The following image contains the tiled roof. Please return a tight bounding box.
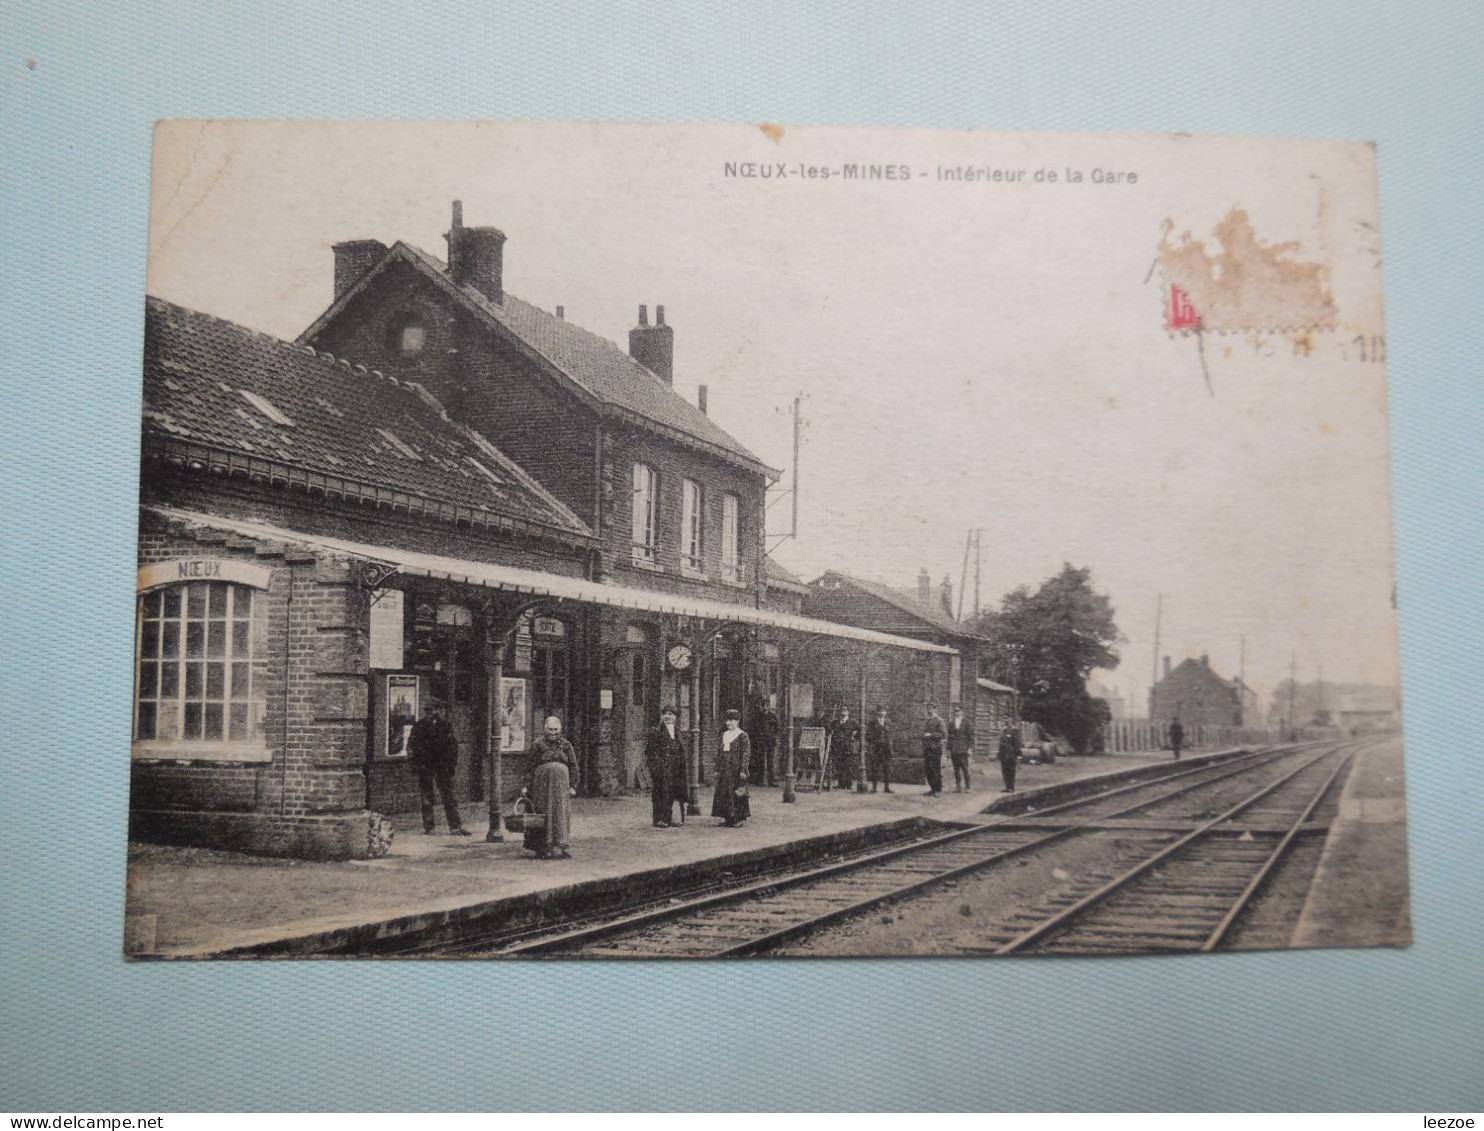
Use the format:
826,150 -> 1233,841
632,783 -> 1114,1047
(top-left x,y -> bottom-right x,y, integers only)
764,557 -> 807,591
142,297 -> 594,541
303,242 -> 774,475
810,570 -> 986,641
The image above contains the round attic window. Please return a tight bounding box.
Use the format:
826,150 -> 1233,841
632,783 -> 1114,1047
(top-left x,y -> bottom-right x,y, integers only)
396,322 -> 427,356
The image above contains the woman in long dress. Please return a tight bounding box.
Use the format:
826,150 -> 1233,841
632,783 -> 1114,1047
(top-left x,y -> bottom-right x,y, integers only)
525,715 -> 577,859
710,709 -> 752,827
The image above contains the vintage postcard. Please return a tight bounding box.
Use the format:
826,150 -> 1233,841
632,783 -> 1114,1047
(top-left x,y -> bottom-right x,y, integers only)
125,120 -> 1405,959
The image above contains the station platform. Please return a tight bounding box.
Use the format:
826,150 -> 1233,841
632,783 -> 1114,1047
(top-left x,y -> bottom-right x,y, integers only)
1290,735 -> 1411,949
124,747 -> 1209,957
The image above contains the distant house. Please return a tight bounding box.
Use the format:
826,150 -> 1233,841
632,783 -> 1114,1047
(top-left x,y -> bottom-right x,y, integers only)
1149,653 -> 1243,727
1089,680 -> 1129,723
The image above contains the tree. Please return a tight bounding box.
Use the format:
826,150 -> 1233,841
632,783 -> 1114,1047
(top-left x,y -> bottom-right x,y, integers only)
970,564 -> 1123,755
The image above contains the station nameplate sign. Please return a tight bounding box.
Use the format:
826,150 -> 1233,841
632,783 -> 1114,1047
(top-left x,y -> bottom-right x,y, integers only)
137,558 -> 273,592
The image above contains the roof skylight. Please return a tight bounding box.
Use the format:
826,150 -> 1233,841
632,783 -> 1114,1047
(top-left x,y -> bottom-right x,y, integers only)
239,389 -> 295,427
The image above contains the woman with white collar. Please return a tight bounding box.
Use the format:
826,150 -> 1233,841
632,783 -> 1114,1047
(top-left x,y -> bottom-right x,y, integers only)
710,708 -> 752,828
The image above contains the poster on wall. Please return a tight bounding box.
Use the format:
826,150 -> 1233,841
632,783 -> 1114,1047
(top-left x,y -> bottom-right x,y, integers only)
369,589 -> 404,670
501,677 -> 528,752
386,674 -> 418,758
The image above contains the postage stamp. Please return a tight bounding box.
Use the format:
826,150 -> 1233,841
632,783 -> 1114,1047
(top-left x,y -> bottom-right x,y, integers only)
127,121 -> 1405,959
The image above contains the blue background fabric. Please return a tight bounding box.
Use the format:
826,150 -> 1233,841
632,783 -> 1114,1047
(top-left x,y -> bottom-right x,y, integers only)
1,0 -> 1480,1112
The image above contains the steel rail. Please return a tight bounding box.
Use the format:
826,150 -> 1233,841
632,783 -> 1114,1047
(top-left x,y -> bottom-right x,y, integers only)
500,743 -> 1324,958
991,743 -> 1350,955
1198,749 -> 1355,951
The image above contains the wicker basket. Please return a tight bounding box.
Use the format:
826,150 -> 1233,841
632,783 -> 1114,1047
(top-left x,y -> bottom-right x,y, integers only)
504,796 -> 545,834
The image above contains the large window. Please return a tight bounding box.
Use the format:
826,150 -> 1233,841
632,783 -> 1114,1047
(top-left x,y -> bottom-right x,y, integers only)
681,478 -> 704,571
631,462 -> 658,564
135,581 -> 258,745
722,492 -> 742,583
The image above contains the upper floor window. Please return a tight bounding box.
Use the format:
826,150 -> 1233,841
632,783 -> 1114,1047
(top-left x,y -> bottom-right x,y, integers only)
631,462 -> 658,564
681,479 -> 704,572
722,492 -> 742,583
397,322 -> 426,356
135,581 -> 260,745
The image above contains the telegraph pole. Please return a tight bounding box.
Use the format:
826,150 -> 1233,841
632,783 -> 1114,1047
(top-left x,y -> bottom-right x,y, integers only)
974,530 -> 982,618
766,395 -> 804,551
1150,593 -> 1163,719
1239,635 -> 1246,726
1288,652 -> 1297,740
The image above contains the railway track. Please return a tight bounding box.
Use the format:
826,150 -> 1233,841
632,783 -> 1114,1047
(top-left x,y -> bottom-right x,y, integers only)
962,741 -> 1358,955
444,740 -> 1352,958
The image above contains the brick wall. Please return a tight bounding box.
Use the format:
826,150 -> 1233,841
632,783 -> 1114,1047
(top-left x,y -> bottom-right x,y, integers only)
132,513 -> 371,829
306,262 -> 601,527
604,425 -> 766,606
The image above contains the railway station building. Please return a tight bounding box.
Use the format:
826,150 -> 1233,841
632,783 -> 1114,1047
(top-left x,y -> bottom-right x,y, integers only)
131,206 -> 956,860
801,569 -> 1002,774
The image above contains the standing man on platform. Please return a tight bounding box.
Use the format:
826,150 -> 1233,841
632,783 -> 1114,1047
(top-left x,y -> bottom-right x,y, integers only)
947,704 -> 976,792
866,705 -> 894,793
997,723 -> 1023,794
1169,717 -> 1185,761
829,708 -> 860,792
409,699 -> 469,836
645,705 -> 687,828
754,700 -> 781,787
921,704 -> 947,797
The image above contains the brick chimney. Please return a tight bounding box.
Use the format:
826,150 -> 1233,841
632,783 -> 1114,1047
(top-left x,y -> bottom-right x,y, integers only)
918,567 -> 931,604
444,200 -> 506,304
698,384 -> 708,415
332,239 -> 387,299
940,575 -> 954,618
629,304 -> 674,384
1163,656 -> 1171,679
1201,652 -> 1209,667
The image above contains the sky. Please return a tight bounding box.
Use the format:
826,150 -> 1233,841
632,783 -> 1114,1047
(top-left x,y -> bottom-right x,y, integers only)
145,120 -> 1400,713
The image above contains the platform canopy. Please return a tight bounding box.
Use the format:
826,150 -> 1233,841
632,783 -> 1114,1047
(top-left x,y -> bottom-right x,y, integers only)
145,505 -> 958,656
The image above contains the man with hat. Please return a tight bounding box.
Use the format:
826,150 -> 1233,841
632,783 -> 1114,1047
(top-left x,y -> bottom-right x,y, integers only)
408,699 -> 469,836
921,704 -> 947,797
947,704 -> 976,792
644,705 -> 688,828
997,723 -> 1023,793
866,705 -> 894,793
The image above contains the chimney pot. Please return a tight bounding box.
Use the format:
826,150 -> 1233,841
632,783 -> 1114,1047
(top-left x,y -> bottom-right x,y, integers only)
444,204 -> 506,304
628,304 -> 674,383
698,384 -> 708,415
918,567 -> 931,604
332,239 -> 388,300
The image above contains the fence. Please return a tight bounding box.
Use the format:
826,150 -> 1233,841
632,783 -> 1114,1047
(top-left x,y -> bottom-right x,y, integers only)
1100,720 -> 1278,754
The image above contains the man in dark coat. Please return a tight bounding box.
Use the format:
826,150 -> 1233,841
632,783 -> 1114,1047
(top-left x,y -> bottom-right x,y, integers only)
408,700 -> 469,835
865,705 -> 894,793
645,705 -> 688,828
753,703 -> 781,786
947,705 -> 976,792
829,708 -> 860,791
1169,717 -> 1185,761
921,705 -> 947,797
997,724 -> 1023,793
